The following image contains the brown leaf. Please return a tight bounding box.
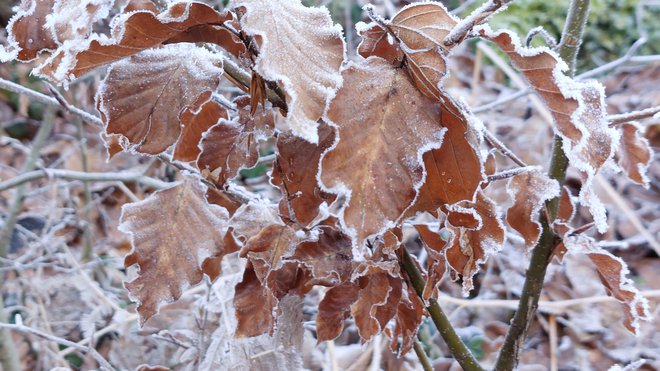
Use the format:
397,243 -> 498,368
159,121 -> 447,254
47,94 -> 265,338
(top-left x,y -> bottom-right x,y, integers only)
3,0 -> 57,62
390,284 -> 424,356
406,95 -> 484,217
478,27 -> 617,232
445,190 -> 505,294
101,132 -> 124,160
98,43 -> 224,155
351,264 -> 400,342
316,282 -> 360,342
205,188 -> 243,216
173,92 -> 228,162
122,174 -> 230,323
164,24 -> 247,59
385,2 -> 458,101
236,0 -> 344,143
415,224 -> 448,300
288,225 -> 353,287
234,262 -> 278,337
201,227 -> 242,281
617,123 -> 652,186
563,235 -> 650,334
506,170 -> 559,249
272,122 -> 336,226
320,57 -> 446,246
356,22 -> 403,65
35,2 -> 233,82
197,97 -> 275,187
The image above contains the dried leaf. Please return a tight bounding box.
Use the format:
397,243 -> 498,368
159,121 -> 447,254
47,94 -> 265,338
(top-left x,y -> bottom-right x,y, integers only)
236,0 -> 345,143
415,223 -> 448,300
316,282 -> 360,342
356,21 -> 403,65
272,122 -> 336,226
36,2 -> 233,82
122,0 -> 159,13
390,284 -> 424,356
385,2 -> 458,101
122,174 -> 230,323
234,262 -> 278,337
617,123 -> 652,186
478,26 -> 618,232
563,235 -> 650,334
320,57 -> 446,246
288,225 -> 353,287
164,24 -> 247,59
351,261 -> 401,342
406,95 -> 484,217
3,0 -> 57,62
197,97 -> 275,187
506,170 -> 560,248
445,190 -> 505,295
45,0 -> 115,44
98,43 -> 224,155
173,92 -> 228,162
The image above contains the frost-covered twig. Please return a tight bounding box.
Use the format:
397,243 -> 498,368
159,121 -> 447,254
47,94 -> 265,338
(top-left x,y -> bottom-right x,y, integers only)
525,26 -> 557,49
487,166 -> 541,182
494,1 -> 591,369
608,104 -> 660,125
483,129 -> 527,167
0,321 -> 115,370
0,77 -> 102,127
0,169 -> 172,192
444,0 -> 513,48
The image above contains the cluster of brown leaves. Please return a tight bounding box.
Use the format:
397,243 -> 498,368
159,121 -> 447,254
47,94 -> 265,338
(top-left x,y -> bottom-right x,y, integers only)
1,0 -> 652,357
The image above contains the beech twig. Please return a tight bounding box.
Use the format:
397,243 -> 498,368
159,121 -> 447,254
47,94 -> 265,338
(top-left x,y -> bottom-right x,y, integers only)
413,340 -> 433,371
444,0 -> 513,48
0,322 -> 114,370
608,104 -> 660,125
0,169 -> 172,192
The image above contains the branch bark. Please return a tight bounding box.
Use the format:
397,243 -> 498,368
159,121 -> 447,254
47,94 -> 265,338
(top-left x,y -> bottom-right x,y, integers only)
400,247 -> 484,371
493,1 -> 591,370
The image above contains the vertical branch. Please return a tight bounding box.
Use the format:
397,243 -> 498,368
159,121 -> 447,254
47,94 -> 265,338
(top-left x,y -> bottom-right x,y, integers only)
400,248 -> 484,371
493,1 -> 590,370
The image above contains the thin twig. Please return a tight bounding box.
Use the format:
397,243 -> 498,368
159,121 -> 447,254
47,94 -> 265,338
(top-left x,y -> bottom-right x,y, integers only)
482,129 -> 527,167
444,0 -> 513,48
413,340 -> 433,371
0,77 -> 102,127
608,105 -> 660,125
525,26 -> 557,49
487,166 -> 541,182
0,322 -> 115,370
400,248 -> 484,371
0,169 -> 171,192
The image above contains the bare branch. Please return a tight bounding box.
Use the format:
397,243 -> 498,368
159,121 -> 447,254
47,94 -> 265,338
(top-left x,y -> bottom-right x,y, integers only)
608,105 -> 660,125
487,166 -> 542,182
483,129 -> 527,167
0,169 -> 172,192
0,322 -> 115,370
444,0 -> 513,48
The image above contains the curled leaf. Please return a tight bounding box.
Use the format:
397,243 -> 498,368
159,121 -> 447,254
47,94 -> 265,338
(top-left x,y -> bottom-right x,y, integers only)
36,2 -> 233,82
445,191 -> 505,295
2,0 -> 58,62
563,235 -> 650,334
316,282 -> 360,342
197,97 -> 275,187
97,43 -> 224,155
616,123 -> 652,187
236,0 -> 345,143
320,57 -> 446,246
506,170 -> 560,248
122,174 -> 230,323
272,123 -> 336,226
174,92 -> 229,162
